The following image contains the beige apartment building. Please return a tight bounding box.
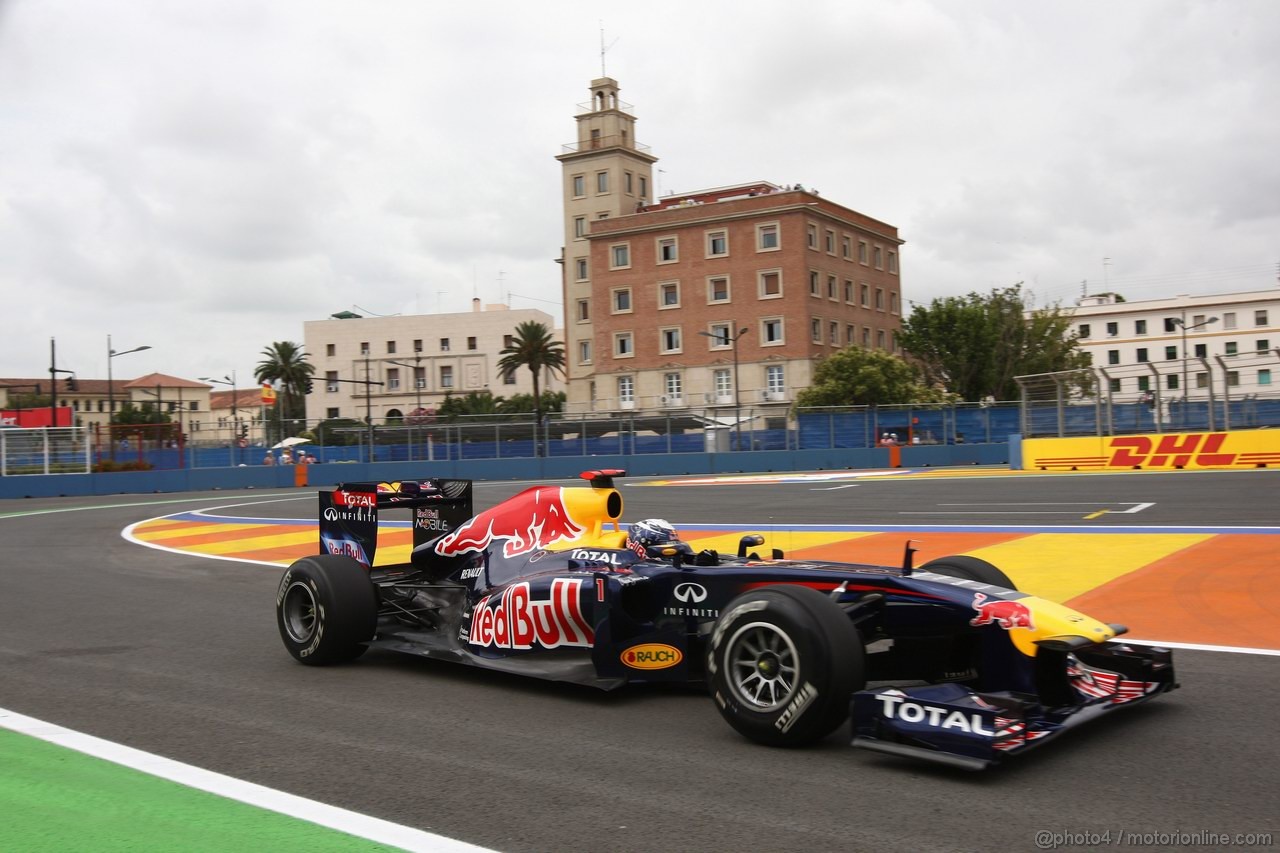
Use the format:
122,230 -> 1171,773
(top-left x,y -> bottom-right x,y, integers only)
302,301 -> 564,424
556,78 -> 904,414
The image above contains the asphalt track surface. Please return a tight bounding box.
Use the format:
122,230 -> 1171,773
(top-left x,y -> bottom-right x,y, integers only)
2,468 -> 1278,852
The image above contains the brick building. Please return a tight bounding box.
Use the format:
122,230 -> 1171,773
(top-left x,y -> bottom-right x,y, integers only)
556,78 -> 904,414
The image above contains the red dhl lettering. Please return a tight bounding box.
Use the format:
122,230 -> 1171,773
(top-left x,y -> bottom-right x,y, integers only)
468,579 -> 594,650
1107,433 -> 1236,468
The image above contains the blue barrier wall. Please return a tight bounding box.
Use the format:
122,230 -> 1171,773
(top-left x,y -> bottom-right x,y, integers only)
0,443 -> 1009,499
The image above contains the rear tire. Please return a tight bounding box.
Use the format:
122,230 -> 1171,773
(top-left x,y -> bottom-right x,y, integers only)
920,555 -> 1016,591
707,584 -> 865,747
276,555 -> 377,665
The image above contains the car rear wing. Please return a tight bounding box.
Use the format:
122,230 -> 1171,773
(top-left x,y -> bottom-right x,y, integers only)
318,479 -> 474,567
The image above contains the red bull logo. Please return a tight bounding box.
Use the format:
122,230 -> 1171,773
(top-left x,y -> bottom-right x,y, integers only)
435,487 -> 585,559
468,578 -> 594,649
969,592 -> 1035,630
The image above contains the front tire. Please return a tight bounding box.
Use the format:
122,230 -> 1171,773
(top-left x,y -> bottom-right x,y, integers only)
707,584 -> 865,747
276,555 -> 377,665
920,555 -> 1016,591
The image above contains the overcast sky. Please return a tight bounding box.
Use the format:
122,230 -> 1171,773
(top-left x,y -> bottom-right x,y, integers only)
2,0 -> 1277,385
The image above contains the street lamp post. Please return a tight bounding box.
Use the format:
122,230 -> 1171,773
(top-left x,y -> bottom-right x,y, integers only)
699,322 -> 750,451
107,334 -> 151,458
1171,314 -> 1218,428
328,364 -> 384,462
199,372 -> 238,465
388,355 -> 426,460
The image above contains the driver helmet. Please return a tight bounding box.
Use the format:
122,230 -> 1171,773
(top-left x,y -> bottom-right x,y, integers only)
627,518 -> 678,550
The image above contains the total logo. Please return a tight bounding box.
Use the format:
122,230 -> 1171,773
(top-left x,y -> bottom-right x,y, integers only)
875,691 -> 996,736
664,582 -> 718,619
621,643 -> 683,670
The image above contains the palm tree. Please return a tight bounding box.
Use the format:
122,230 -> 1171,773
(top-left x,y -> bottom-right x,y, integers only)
497,321 -> 566,455
255,341 -> 315,436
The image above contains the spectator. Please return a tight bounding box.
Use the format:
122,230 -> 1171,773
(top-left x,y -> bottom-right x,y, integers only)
263,451 -> 275,466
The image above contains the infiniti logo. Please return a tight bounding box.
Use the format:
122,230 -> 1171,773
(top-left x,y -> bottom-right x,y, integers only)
674,582 -> 708,603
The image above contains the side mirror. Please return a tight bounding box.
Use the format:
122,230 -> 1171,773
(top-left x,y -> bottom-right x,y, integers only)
738,534 -> 765,559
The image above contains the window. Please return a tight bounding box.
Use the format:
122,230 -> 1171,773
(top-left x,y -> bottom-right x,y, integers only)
829,321 -> 839,345
440,338 -> 450,351
825,229 -> 836,254
360,341 -> 370,355
888,252 -> 898,274
572,174 -> 585,197
1108,350 -> 1120,365
502,368 -> 516,385
578,340 -> 592,364
875,288 -> 885,311
1165,346 -> 1178,360
873,247 -> 883,269
613,331 -> 634,358
707,323 -> 731,349
325,370 -> 338,392
624,171 -> 633,194
828,275 -> 837,300
326,407 -> 340,419
766,365 -> 784,395
862,327 -> 871,348
860,283 -> 870,307
440,366 -> 454,389
660,327 -> 682,353
326,343 -> 335,357
1109,378 -> 1122,393
1227,371 -> 1240,387
1164,318 -> 1178,333
841,236 -> 851,259
657,237 -> 678,263
504,334 -> 515,348
610,243 -> 631,269
664,372 -> 682,402
1260,369 -> 1272,386
413,339 -> 422,352
638,175 -> 648,199
858,241 -> 868,264
616,375 -> 635,404
811,318 -> 822,343
877,329 -> 886,349
574,258 -> 588,280
467,336 -> 477,351
1223,312 -> 1237,330
757,223 -> 779,251
612,288 -> 632,313
1257,310 -> 1270,326
576,299 -> 590,322
386,341 -> 397,354
1166,374 -> 1179,390
1135,320 -> 1147,335
574,216 -> 586,238
1106,322 -> 1118,337
759,270 -> 782,298
1078,324 -> 1091,339
1225,341 -> 1238,356
713,368 -> 732,399
708,276 -> 730,303
846,324 -> 855,345
596,171 -> 609,194
414,368 -> 425,389
1196,372 -> 1209,389
707,230 -> 728,257
762,317 -> 784,345
844,280 -> 853,303
890,293 -> 900,314
1257,339 -> 1271,352
1137,375 -> 1150,392
809,270 -> 820,297
1194,343 -> 1207,358
806,223 -> 818,249
387,368 -> 400,390
1136,348 -> 1148,363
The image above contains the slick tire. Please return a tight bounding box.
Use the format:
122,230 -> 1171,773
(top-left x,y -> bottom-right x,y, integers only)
276,554 -> 377,665
707,584 -> 865,747
920,555 -> 1016,591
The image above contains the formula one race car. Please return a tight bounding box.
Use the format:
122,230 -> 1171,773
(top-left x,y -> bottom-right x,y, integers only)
275,470 -> 1177,769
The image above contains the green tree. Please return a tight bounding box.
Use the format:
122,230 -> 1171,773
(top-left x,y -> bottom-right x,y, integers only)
312,417 -> 365,446
794,348 -> 946,408
898,284 -> 1089,401
497,321 -> 566,454
254,341 -> 315,428
437,391 -> 507,421
499,390 -> 566,417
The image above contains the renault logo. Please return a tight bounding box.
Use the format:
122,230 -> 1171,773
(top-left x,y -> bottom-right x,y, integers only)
674,582 -> 708,603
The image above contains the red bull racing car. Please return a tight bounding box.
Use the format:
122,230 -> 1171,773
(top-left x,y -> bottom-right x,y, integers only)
275,470 -> 1176,770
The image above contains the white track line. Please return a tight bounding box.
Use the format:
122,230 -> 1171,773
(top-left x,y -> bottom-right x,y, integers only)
0,708 -> 492,852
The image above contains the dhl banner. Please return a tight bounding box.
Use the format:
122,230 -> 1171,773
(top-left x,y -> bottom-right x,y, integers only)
1023,430 -> 1280,471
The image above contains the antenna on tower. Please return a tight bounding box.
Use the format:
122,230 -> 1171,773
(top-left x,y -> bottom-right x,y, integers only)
1082,279 -> 1088,298
599,21 -> 618,77
498,270 -> 507,305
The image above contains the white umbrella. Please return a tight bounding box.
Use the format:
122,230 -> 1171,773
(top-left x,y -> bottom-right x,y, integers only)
272,436 -> 311,449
